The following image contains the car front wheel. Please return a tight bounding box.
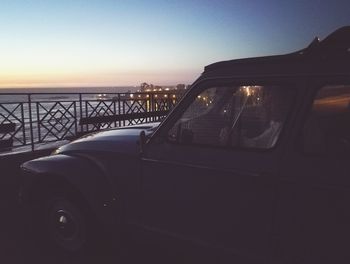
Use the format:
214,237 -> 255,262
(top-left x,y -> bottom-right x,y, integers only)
26,182 -> 106,260
46,196 -> 88,253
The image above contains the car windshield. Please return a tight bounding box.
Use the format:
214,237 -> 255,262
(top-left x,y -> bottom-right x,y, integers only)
168,84 -> 294,149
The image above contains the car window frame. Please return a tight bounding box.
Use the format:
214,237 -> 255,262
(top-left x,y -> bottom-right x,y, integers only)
148,76 -> 297,153
298,76 -> 350,158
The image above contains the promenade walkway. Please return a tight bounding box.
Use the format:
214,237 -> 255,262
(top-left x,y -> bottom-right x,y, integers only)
0,149 -> 128,263
0,150 -> 209,264
0,150 -> 52,264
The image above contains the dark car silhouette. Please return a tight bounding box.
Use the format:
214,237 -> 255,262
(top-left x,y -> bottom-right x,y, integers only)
20,27 -> 350,263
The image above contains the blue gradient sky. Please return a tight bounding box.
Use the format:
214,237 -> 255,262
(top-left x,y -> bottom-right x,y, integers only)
1,0 -> 350,88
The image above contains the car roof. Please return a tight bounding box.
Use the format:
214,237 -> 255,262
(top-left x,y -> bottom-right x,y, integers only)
201,26 -> 350,79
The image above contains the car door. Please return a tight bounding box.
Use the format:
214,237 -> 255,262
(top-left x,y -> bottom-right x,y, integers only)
275,80 -> 350,263
140,80 -> 296,262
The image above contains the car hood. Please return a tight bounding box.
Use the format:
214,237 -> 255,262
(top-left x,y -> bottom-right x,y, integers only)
54,122 -> 160,155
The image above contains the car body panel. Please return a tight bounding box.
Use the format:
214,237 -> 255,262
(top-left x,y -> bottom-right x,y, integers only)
54,122 -> 159,155
21,123 -> 160,228
19,26 -> 350,262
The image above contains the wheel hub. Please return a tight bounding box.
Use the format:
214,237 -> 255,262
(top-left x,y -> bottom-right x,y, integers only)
47,199 -> 87,252
54,209 -> 78,240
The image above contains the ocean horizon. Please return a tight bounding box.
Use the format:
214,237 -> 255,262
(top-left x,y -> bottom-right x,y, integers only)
0,86 -> 140,94
0,85 -> 173,151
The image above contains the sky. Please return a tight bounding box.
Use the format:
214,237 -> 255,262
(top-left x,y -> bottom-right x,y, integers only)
0,0 -> 350,88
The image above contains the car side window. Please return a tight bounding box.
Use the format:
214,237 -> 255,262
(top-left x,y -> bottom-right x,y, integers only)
303,85 -> 350,155
168,85 -> 293,149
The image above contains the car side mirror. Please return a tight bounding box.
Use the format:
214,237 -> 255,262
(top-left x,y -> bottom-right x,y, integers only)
180,129 -> 194,144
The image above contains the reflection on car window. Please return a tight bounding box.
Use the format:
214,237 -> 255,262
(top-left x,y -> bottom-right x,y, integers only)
168,85 -> 294,149
303,85 -> 350,155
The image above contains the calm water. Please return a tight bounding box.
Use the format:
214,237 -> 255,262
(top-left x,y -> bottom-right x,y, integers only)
0,86 -> 138,103
0,87 -> 140,151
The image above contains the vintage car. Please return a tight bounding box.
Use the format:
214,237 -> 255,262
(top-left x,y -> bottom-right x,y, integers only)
20,26 -> 350,263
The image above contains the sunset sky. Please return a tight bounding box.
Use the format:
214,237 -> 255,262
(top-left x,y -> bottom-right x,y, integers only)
1,0 -> 350,88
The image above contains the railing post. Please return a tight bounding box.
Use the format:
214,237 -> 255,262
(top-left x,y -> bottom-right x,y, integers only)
74,100 -> 78,136
113,95 -> 117,128
150,93 -> 154,122
27,94 -> 35,151
79,93 -> 83,134
118,94 -> 121,127
20,103 -> 26,145
122,96 -> 126,127
36,101 -> 41,143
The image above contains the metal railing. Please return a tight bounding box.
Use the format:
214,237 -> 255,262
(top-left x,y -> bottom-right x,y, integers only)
0,91 -> 182,152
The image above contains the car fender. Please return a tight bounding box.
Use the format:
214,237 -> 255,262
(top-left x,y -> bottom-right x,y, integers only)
20,153 -> 119,231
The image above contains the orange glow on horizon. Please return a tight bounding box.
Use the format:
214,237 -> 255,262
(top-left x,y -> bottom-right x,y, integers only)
0,69 -> 198,88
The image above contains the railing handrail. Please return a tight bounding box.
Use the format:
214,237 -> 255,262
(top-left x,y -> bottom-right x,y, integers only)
0,90 -> 181,95
0,91 -> 182,152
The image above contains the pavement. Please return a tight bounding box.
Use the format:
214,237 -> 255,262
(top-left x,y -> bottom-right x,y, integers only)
0,150 -> 212,264
0,150 -> 51,264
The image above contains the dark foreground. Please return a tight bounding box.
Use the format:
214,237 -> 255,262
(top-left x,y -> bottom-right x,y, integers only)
0,151 -> 217,264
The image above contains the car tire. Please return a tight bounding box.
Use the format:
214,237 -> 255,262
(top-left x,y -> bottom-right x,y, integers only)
25,182 -> 109,261
45,195 -> 90,254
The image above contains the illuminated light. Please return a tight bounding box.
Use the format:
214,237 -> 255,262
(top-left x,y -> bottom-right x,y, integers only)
154,94 -> 158,98
130,94 -> 134,98
165,88 -> 170,91
223,109 -> 227,113
172,95 -> 176,98
146,89 -> 151,92
159,88 -> 162,91
97,93 -> 107,99
206,103 -> 209,107
153,89 -> 157,91
146,94 -> 150,98
164,94 -> 168,98
197,95 -> 201,99
245,85 -> 262,96
243,87 -> 251,96
138,95 -> 141,98
209,100 -> 212,104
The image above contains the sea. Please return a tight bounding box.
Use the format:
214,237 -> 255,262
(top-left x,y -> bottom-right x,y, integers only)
0,86 -> 139,103
0,86 -> 141,154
